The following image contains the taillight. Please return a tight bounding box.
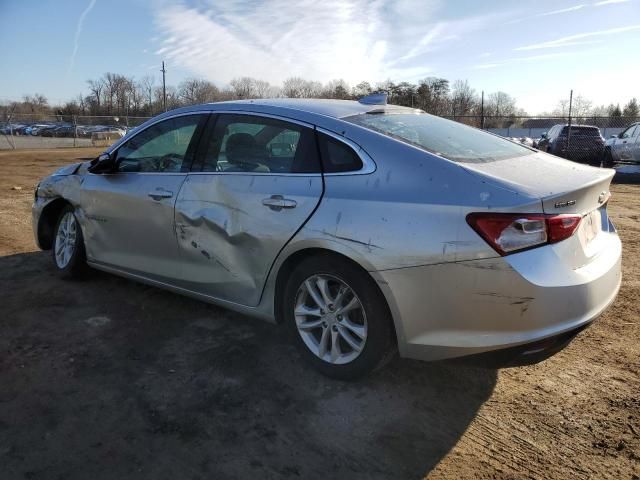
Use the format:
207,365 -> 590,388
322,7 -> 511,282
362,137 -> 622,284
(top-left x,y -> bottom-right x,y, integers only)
466,213 -> 582,255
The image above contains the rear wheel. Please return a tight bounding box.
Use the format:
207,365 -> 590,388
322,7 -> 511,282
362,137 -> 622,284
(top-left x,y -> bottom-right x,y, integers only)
283,255 -> 395,380
52,205 -> 87,279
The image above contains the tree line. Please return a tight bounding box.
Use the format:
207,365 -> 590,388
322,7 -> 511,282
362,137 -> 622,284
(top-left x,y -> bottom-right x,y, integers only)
2,73 -> 638,125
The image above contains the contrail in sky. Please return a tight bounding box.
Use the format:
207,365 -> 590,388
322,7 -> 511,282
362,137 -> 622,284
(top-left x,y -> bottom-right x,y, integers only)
68,0 -> 97,75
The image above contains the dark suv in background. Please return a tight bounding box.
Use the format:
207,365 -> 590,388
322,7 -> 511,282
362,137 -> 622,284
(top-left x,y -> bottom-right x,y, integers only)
537,124 -> 605,165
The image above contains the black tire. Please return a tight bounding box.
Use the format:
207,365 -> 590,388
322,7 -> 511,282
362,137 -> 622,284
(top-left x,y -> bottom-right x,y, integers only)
603,148 -> 614,168
51,205 -> 87,279
283,254 -> 396,380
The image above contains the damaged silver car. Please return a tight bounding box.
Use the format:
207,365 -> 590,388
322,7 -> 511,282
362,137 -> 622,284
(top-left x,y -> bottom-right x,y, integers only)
32,95 -> 622,379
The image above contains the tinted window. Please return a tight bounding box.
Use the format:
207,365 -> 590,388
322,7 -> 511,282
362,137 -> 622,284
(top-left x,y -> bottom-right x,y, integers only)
115,115 -> 204,172
200,114 -> 320,173
345,113 -> 532,163
317,133 -> 363,172
560,126 -> 601,137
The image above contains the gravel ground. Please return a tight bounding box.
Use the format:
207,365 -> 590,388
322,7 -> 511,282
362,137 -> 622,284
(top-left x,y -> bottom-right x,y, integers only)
0,149 -> 638,480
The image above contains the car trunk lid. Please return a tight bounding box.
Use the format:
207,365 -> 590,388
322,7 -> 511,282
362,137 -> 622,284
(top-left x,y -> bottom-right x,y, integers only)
460,151 -> 614,216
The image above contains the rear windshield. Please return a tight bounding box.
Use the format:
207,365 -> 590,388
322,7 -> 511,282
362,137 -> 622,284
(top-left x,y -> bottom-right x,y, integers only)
560,126 -> 601,136
344,112 -> 533,163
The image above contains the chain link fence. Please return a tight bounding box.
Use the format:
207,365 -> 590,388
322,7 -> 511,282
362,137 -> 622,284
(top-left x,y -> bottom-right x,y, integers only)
0,113 -> 151,150
2,112 -> 639,166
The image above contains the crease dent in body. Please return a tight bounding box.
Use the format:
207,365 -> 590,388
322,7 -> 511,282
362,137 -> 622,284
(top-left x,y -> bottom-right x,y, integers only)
317,229 -> 383,251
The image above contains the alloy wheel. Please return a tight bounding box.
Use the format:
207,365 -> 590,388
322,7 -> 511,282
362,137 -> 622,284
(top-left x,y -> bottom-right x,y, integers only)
54,212 -> 77,269
294,274 -> 368,365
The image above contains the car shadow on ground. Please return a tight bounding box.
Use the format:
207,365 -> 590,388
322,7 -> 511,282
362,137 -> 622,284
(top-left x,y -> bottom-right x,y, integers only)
0,251 -> 497,480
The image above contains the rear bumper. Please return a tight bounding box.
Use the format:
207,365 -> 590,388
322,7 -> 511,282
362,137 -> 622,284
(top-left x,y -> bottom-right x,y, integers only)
450,322 -> 591,368
373,231 -> 622,363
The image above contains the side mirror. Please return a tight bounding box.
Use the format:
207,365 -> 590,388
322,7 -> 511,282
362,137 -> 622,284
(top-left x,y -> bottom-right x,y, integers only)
609,134 -> 618,139
88,152 -> 116,173
540,132 -> 547,138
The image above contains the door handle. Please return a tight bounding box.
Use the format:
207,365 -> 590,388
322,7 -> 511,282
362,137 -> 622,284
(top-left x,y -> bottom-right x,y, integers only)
262,195 -> 297,211
148,189 -> 173,200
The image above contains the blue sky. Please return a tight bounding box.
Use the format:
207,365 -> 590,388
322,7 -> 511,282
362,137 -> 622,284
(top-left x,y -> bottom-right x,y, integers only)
0,0 -> 638,113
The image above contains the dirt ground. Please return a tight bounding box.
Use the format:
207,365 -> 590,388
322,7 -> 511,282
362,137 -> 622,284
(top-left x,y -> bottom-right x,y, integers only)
0,148 -> 638,480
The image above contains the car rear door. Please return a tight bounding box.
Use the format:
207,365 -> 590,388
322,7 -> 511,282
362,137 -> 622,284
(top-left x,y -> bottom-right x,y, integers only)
81,113 -> 208,281
173,112 -> 324,307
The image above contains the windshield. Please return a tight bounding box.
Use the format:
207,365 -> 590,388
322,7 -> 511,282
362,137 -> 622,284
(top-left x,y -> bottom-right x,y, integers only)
344,112 -> 533,163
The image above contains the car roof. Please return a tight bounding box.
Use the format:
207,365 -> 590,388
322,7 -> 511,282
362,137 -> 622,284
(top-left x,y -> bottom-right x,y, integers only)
163,98 -> 420,123
553,124 -> 600,128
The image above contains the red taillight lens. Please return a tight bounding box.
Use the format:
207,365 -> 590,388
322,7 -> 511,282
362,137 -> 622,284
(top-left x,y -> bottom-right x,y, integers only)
546,215 -> 582,243
466,213 -> 582,256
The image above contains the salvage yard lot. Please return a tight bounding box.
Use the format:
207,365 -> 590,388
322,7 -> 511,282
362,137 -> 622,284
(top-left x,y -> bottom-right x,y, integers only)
0,148 -> 638,480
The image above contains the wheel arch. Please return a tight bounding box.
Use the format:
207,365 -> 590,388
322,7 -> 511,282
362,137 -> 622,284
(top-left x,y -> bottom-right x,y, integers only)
37,197 -> 72,250
272,246 -> 398,346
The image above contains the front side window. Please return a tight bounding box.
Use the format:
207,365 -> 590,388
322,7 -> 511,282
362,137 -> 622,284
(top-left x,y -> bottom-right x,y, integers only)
620,125 -> 638,139
115,115 -> 204,173
345,112 -> 533,163
200,114 -> 320,173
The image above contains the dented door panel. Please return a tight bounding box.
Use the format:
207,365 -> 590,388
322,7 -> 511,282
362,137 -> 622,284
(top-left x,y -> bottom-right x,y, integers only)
81,172 -> 188,281
173,173 -> 323,306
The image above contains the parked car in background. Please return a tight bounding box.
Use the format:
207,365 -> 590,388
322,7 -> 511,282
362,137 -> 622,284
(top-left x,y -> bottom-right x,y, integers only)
537,124 -> 604,165
41,125 -> 73,137
604,122 -> 640,166
32,97 -> 621,379
35,125 -> 61,136
90,127 -> 126,146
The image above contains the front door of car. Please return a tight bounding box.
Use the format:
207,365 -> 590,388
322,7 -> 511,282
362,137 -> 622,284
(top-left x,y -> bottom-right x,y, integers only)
613,125 -> 637,161
630,126 -> 640,162
173,113 -> 324,307
81,114 -> 208,281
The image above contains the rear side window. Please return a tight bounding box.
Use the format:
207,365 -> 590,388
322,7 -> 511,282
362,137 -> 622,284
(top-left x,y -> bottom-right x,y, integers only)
317,133 -> 363,173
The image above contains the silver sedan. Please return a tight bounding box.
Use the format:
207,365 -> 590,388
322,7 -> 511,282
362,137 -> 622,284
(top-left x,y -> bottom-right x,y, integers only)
32,95 -> 621,379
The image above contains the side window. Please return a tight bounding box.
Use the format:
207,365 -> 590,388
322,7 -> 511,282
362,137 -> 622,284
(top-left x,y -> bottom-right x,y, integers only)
621,125 -> 637,139
115,115 -> 204,173
317,132 -> 364,173
201,114 -> 320,173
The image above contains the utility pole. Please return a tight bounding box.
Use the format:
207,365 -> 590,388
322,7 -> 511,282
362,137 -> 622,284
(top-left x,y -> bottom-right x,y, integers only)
480,90 -> 485,130
161,61 -> 167,112
567,89 -> 573,151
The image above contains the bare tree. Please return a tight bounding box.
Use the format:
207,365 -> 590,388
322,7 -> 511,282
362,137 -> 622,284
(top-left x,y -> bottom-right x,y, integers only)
353,81 -> 372,98
229,77 -> 256,99
571,95 -> 593,119
179,78 -> 220,104
322,79 -> 350,99
282,77 -> 321,98
140,75 -> 155,114
87,79 -> 104,112
450,80 -> 477,116
253,79 -> 272,98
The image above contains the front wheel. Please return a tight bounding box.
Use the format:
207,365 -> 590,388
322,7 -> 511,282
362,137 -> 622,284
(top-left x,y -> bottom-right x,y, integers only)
52,205 -> 87,279
283,255 -> 395,380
